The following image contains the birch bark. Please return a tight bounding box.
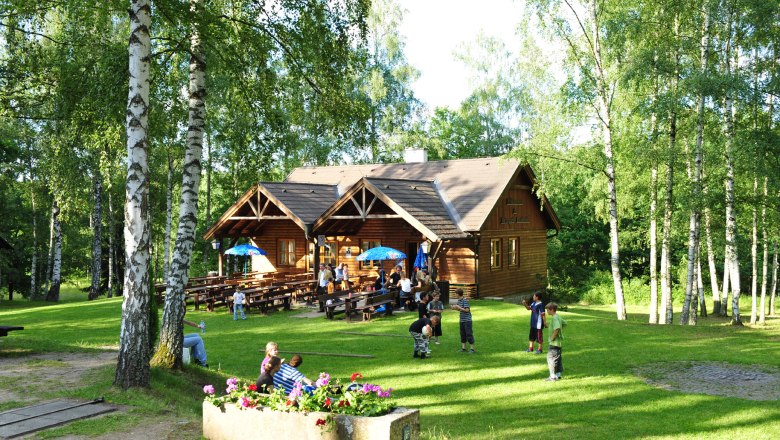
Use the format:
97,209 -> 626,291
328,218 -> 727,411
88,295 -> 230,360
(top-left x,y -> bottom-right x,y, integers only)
703,179 -> 720,313
115,0 -> 152,389
770,243 -> 778,316
89,175 -> 103,300
29,171 -> 38,300
590,0 -> 625,320
43,198 -> 55,296
163,154 -> 173,282
681,9 -> 708,325
750,176 -> 757,324
45,200 -> 61,302
107,190 -> 115,298
724,49 -> 742,326
152,0 -> 206,369
758,178 -> 767,324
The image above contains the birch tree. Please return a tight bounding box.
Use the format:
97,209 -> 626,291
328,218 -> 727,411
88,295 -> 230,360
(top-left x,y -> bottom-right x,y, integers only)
115,0 -> 153,389
88,174 -> 102,300
151,0 -> 206,369
681,5 -> 710,325
44,200 -> 61,302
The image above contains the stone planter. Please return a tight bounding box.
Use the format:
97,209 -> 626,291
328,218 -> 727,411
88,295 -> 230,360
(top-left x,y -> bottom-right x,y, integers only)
202,402 -> 419,440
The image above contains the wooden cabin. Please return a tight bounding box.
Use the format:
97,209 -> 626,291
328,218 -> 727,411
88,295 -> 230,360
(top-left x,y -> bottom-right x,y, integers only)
205,156 -> 560,297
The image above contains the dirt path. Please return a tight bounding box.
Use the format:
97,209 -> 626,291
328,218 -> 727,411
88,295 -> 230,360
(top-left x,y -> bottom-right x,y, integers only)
0,352 -> 201,439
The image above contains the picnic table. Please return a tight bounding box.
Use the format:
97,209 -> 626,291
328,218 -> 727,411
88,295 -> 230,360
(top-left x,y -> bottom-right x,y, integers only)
186,283 -> 231,311
320,291 -> 373,319
284,280 -> 317,303
0,326 -> 24,337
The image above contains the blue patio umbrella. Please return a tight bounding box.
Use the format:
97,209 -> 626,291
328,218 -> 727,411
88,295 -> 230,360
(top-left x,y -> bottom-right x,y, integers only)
413,245 -> 427,269
224,244 -> 267,273
356,246 -> 406,288
224,244 -> 266,256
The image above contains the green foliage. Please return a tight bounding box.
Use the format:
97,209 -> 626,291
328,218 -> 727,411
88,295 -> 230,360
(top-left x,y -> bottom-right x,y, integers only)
3,296 -> 780,438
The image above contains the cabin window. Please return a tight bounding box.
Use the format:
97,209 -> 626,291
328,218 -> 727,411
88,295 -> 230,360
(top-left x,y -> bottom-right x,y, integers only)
321,241 -> 338,267
360,240 -> 382,269
508,238 -> 518,266
278,239 -> 296,266
490,239 -> 502,269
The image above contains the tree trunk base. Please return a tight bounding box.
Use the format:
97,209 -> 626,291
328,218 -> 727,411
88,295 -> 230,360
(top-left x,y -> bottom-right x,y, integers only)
729,318 -> 743,326
45,284 -> 60,302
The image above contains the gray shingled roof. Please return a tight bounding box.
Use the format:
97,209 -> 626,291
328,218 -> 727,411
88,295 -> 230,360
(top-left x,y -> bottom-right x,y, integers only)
261,182 -> 339,224
365,178 -> 468,239
286,157 -> 521,232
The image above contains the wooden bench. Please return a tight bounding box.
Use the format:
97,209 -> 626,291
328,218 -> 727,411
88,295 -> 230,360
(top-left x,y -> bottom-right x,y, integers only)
0,326 -> 24,337
345,291 -> 397,321
319,291 -> 356,319
253,288 -> 295,314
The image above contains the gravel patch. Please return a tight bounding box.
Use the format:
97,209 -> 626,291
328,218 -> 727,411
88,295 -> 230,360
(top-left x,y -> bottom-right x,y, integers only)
634,361 -> 780,401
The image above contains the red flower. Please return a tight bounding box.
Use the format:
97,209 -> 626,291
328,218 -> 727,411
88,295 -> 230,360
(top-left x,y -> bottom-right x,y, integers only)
350,372 -> 363,382
315,418 -> 327,427
248,384 -> 257,391
345,400 -> 351,407
286,400 -> 293,406
325,397 -> 332,407
337,400 -> 345,408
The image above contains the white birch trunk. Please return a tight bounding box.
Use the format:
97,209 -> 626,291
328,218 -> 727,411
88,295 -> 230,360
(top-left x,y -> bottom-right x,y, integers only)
89,175 -> 103,300
45,200 -> 61,302
697,249 -> 706,317
590,0 -> 625,320
163,154 -> 173,282
43,198 -> 55,296
203,132 -> 212,268
649,160 -> 658,324
725,79 -> 741,325
107,190 -> 115,298
758,177 -> 767,324
770,242 -> 778,316
703,180 -> 720,313
681,11 -> 708,325
29,177 -> 38,300
750,176 -> 757,324
152,0 -> 206,369
659,135 -> 674,324
115,0 -> 152,389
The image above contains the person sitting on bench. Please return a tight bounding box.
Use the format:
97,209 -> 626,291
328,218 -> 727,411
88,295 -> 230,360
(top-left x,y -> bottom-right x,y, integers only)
183,318 -> 208,368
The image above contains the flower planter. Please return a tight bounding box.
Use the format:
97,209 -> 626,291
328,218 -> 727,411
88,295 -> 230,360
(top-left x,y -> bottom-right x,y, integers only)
203,401 -> 419,440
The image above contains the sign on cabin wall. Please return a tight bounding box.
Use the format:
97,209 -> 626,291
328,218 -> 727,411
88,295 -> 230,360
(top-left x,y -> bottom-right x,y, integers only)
499,196 -> 529,226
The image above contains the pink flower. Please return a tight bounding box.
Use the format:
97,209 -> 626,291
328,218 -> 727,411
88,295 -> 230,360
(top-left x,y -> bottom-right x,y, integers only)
288,382 -> 303,399
226,377 -> 238,386
240,397 -> 251,407
226,384 -> 238,393
316,372 -> 330,387
203,385 -> 215,395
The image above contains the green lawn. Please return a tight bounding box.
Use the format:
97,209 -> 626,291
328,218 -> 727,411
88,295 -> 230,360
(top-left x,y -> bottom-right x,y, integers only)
1,292 -> 779,439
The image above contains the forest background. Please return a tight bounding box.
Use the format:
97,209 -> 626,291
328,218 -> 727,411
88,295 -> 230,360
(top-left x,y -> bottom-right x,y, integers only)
1,0 -> 778,329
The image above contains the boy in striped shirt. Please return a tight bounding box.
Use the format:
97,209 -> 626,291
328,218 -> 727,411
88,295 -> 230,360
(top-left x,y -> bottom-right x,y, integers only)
451,288 -> 475,353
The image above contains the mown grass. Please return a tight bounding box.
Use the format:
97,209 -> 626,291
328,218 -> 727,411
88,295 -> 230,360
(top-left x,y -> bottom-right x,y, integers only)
1,290 -> 779,439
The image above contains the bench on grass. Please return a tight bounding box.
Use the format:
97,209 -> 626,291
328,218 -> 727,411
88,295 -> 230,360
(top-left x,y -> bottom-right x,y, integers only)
319,291 -> 356,319
345,291 -> 396,321
0,326 -> 24,337
249,288 -> 295,314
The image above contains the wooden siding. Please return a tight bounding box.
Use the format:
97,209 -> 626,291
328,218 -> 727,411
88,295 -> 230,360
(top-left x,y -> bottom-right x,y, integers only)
476,173 -> 550,297
249,220 -> 309,275
437,240 -> 476,285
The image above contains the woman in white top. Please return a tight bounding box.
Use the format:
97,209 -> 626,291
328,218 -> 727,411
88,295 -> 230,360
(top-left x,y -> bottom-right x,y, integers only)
398,271 -> 414,311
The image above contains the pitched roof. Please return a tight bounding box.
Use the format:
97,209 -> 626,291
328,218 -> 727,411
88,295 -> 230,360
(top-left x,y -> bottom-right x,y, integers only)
364,178 -> 468,240
203,182 -> 338,240
260,182 -> 339,225
286,157 -> 541,232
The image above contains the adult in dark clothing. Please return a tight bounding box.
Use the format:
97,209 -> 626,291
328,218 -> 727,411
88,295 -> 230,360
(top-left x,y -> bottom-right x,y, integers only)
388,266 -> 401,288
409,316 -> 439,359
256,355 -> 282,393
